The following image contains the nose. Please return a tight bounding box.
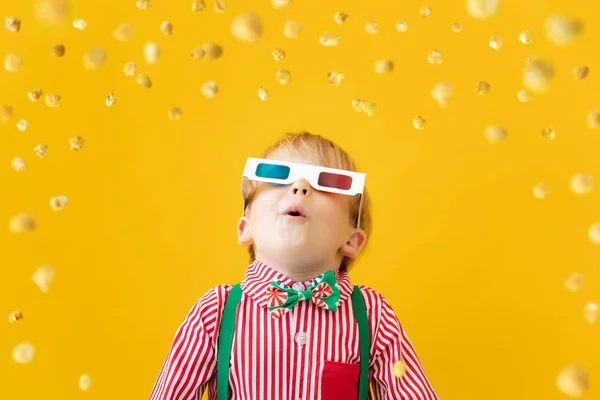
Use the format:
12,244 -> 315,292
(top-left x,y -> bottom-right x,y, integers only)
289,178 -> 312,197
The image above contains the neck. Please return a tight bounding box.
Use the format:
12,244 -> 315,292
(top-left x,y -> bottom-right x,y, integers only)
254,253 -> 341,283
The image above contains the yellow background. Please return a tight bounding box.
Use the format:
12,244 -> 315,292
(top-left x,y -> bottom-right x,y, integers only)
1,0 -> 599,398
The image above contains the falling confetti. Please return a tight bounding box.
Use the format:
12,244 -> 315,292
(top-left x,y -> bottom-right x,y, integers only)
475,81 -> 490,95
69,136 -> 84,151
451,22 -> 463,33
276,69 -> 291,85
105,92 -> 116,107
319,33 -> 339,47
32,265 -> 54,293
327,71 -> 343,87
231,12 -> 263,43
545,15 -> 583,47
419,6 -> 432,18
203,43 -> 223,59
83,48 -> 107,70
33,144 -> 48,158
123,62 -> 137,76
258,87 -> 269,101
192,0 -> 206,11
271,48 -> 286,62
12,342 -> 35,364
160,21 -> 173,35
201,81 -> 218,98
485,126 -> 507,143
564,273 -> 583,292
395,20 -> 408,32
79,374 -> 92,391
466,0 -> 498,19
190,48 -> 205,60
136,74 -> 152,88
573,66 -> 589,80
584,302 -> 599,324
557,366 -> 589,396
35,0 -> 68,25
73,18 -> 87,30
144,42 -> 161,64
533,183 -> 549,199
519,29 -> 532,44
168,107 -> 183,121
489,33 -> 503,50
352,99 -> 376,116
283,20 -> 302,38
214,0 -> 227,12
588,110 -> 600,128
113,23 -> 133,41
517,89 -> 533,103
588,222 -> 600,245
272,0 -> 291,7
136,0 -> 150,10
5,54 -> 23,72
365,21 -> 379,34
523,59 -> 554,93
431,81 -> 453,108
45,94 -> 61,107
50,44 -> 65,57
28,88 -> 43,102
334,12 -> 348,25
413,116 -> 426,130
570,174 -> 593,195
374,60 -> 394,74
9,213 -> 36,232
49,196 -> 68,211
16,119 -> 29,132
9,310 -> 24,323
541,126 -> 556,140
392,360 -> 406,378
1,105 -> 14,122
11,157 -> 26,172
6,17 -> 21,32
427,50 -> 443,65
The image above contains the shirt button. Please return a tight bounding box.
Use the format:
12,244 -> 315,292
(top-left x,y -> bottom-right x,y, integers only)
292,282 -> 304,290
295,331 -> 308,346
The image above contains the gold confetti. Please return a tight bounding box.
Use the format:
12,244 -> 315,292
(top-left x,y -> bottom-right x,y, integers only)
136,74 -> 152,88
523,59 -> 554,93
5,54 -> 23,72
11,157 -> 26,172
50,44 -> 65,57
6,17 -> 21,32
541,126 -> 555,140
283,19 -> 302,39
113,23 -> 133,41
73,18 -> 87,30
467,0 -> 498,19
69,136 -> 84,151
327,71 -> 343,87
564,272 -> 583,292
545,15 -> 583,47
168,107 -> 183,121
35,0 -> 68,25
202,43 -> 223,59
451,22 -> 463,33
9,213 -> 36,232
189,48 -> 205,60
9,310 -> 23,323
431,81 -> 453,108
17,119 -> 29,132
231,12 -> 263,43
570,174 -> 593,195
214,0 -> 227,12
352,99 -> 376,116
413,116 -> 426,130
334,12 -> 348,25
79,374 -> 92,391
272,0 -> 291,7
28,88 -> 43,102
123,61 -> 137,76
49,195 -> 68,211
45,94 -> 61,107
136,0 -> 150,10
365,21 -> 379,34
419,6 -> 431,18
519,29 -> 532,44
258,87 -> 269,101
427,50 -> 443,65
587,110 -> 600,128
192,0 -> 205,11
489,33 -> 503,50
83,47 -> 107,70
144,42 -> 161,64
395,20 -> 408,32
105,92 -> 116,107
271,48 -> 286,62
160,21 -> 173,35
12,343 -> 34,364
557,366 -> 589,397
589,222 -> 600,245
33,143 -> 48,158
517,89 -> 532,103
484,126 -> 507,143
319,33 -> 339,47
584,302 -> 599,324
573,66 -> 589,80
392,360 -> 406,378
1,105 -> 14,122
475,81 -> 490,95
375,60 -> 394,74
276,69 -> 291,85
33,265 -> 54,293
533,183 -> 549,199
201,81 -> 218,98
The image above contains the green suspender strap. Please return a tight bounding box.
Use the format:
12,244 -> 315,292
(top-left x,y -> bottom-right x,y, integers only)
217,284 -> 370,400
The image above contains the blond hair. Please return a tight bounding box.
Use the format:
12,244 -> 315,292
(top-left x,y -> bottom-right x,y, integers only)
242,131 -> 372,273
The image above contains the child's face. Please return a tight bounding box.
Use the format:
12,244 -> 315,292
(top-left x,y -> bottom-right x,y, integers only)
237,148 -> 366,271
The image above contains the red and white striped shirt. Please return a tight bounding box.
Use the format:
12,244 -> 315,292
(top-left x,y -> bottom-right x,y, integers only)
150,260 -> 439,400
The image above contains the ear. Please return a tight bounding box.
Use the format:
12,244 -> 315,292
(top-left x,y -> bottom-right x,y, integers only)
237,216 -> 254,246
339,228 -> 367,259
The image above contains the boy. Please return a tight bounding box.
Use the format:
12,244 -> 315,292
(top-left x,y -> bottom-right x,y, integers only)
149,132 -> 439,399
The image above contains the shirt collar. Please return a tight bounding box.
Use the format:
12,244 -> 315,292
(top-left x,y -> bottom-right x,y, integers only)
241,259 -> 354,310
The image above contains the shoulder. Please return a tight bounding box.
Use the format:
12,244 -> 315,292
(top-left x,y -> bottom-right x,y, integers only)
182,284 -> 236,335
354,285 -> 395,312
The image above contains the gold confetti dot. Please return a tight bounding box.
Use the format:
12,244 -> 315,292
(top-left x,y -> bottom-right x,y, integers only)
541,126 -> 555,140
258,87 -> 268,101
533,183 -> 549,199
73,18 -> 87,30
9,310 -> 23,323
352,99 -> 364,112
584,302 -> 599,324
523,59 -> 554,93
168,107 -> 183,120
214,0 -> 227,12
589,222 -> 600,245
334,12 -> 348,25
28,88 -> 43,102
113,23 -> 133,41
375,60 -> 394,74
427,50 -> 443,65
33,143 -> 48,158
17,119 -> 29,132
192,0 -> 206,11
484,126 -> 507,143
49,195 -> 68,211
11,157 -> 26,172
570,174 -> 593,195
365,21 -> 379,34
69,136 -> 84,151
105,92 -> 116,107
9,213 -> 36,232
587,110 -> 600,128
144,42 -> 161,64
45,94 -> 61,107
327,71 -> 343,87
35,0 -> 68,25
1,105 -> 14,122
419,6 -> 431,18
467,0 -> 498,19
50,44 -> 65,57
319,33 -> 339,47
83,47 -> 107,70
231,12 -> 263,43
431,81 -> 453,108
352,99 -> 376,116
201,81 -> 218,98
136,74 -> 152,88
136,0 -> 150,10
489,33 -> 503,50
189,48 -> 205,60
557,366 -> 589,396
5,54 -> 23,72
519,29 -> 532,44
160,21 -> 173,35
545,15 -> 583,47
203,43 -> 223,59
451,22 -> 463,33
564,272 -> 583,291
79,374 -> 92,391
123,62 -> 137,76
413,116 -> 426,130
6,17 -> 21,32
33,265 -> 54,293
517,89 -> 532,103
395,20 -> 408,32
283,20 -> 302,39
12,343 -> 34,364
392,360 -> 406,378
272,0 -> 291,7
573,66 -> 589,80
276,69 -> 291,85
271,48 -> 286,62
475,81 -> 490,95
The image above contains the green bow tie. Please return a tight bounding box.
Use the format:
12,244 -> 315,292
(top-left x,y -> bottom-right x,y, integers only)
265,270 -> 341,318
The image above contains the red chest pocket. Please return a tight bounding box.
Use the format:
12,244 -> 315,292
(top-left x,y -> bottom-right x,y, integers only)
321,360 -> 360,400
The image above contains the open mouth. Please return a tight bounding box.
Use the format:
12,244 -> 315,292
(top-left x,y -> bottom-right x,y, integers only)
283,206 -> 306,218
